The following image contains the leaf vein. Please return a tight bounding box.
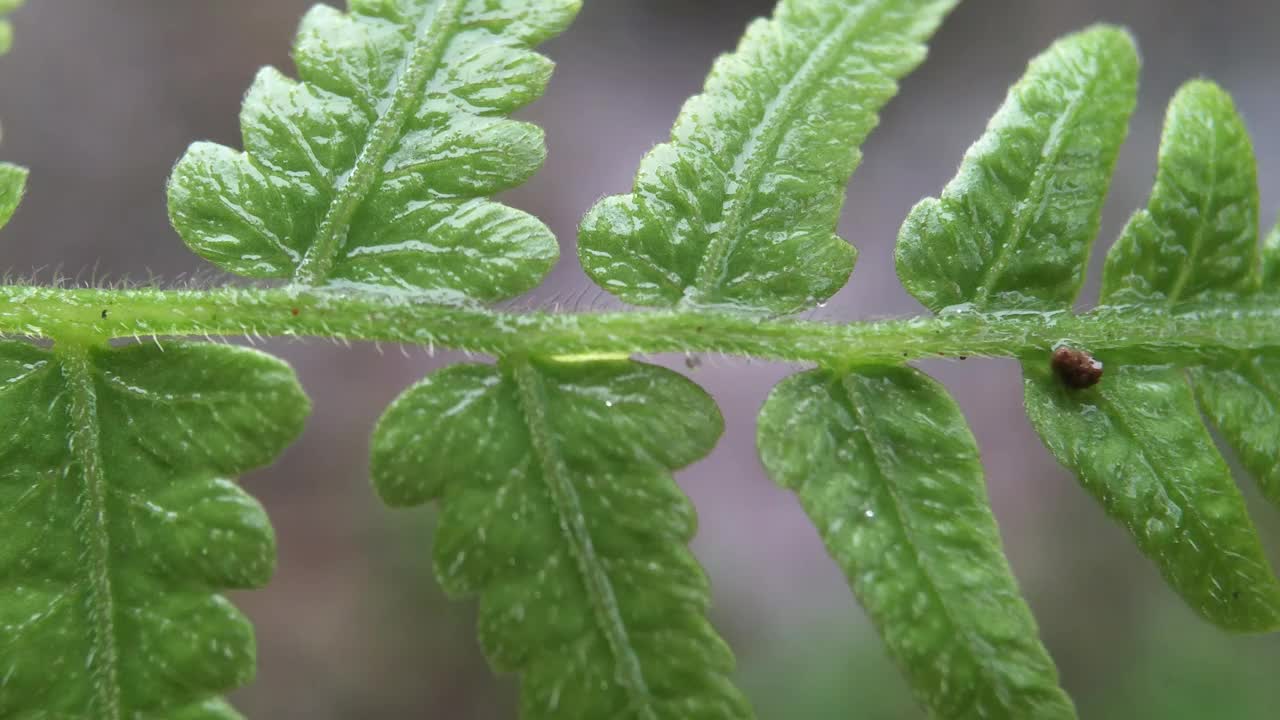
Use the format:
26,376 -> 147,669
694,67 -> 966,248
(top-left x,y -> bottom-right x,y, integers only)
509,360 -> 658,720
689,1 -> 886,303
59,346 -> 121,720
293,0 -> 468,285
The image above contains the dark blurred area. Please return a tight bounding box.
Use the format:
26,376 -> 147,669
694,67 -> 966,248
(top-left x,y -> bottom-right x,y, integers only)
3,1 -> 1280,718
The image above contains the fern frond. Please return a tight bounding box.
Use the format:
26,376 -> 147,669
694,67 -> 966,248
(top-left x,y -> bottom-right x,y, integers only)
892,32 -> 1280,632
167,0 -> 580,298
0,343 -> 308,717
1026,80 -> 1280,632
758,367 -> 1076,718
895,25 -> 1138,312
579,0 -> 957,314
372,359 -> 751,719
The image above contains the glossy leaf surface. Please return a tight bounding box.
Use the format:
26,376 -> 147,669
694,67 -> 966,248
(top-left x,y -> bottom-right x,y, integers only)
0,342 -> 308,717
0,162 -> 25,228
1025,364 -> 1280,631
168,0 -> 579,297
1023,81 -> 1280,630
896,25 -> 1137,312
1195,220 -> 1280,508
372,359 -> 750,719
758,367 -> 1075,719
1102,81 -> 1259,305
579,0 -> 957,314
1262,218 -> 1280,289
1191,353 -> 1280,509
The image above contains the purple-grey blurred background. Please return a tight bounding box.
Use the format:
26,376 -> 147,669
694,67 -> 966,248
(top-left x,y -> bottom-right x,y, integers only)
2,1 -> 1279,717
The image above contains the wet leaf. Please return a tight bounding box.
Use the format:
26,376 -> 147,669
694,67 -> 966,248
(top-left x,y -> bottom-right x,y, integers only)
1191,220 -> 1280,510
1025,363 -> 1280,631
0,342 -> 309,717
1102,81 -> 1260,305
167,0 -> 579,298
759,367 -> 1076,719
896,25 -> 1138,312
372,358 -> 750,719
579,0 -> 957,314
1024,81 -> 1280,630
892,22 -> 1280,631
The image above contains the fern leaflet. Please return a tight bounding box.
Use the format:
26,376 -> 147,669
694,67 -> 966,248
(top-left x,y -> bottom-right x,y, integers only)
579,0 -> 957,314
758,367 -> 1076,718
0,343 -> 307,718
372,359 -> 751,719
167,0 -> 579,298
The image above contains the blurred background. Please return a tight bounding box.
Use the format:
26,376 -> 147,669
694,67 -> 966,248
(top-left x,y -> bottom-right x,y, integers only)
3,1 -> 1280,717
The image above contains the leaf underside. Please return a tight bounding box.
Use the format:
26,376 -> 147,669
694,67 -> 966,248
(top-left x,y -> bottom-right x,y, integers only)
758,367 -> 1076,719
579,0 -> 957,315
167,0 -> 580,298
0,342 -> 308,718
372,359 -> 750,719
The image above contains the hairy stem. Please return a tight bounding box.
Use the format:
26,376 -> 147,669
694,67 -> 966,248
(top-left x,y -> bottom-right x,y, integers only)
2,286 -> 1279,367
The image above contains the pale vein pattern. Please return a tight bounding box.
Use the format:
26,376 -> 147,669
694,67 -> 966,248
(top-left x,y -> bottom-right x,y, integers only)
0,342 -> 307,718
167,0 -> 579,298
759,367 -> 1076,719
372,359 -> 751,719
579,0 -> 956,314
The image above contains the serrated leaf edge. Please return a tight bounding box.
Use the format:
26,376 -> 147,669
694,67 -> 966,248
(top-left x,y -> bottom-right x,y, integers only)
688,2 -> 890,303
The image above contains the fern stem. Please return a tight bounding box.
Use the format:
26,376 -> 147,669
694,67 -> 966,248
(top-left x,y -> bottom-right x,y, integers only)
3,286 -> 1280,366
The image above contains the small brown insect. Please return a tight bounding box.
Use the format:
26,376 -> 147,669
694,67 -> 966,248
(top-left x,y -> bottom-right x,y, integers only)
1051,346 -> 1103,389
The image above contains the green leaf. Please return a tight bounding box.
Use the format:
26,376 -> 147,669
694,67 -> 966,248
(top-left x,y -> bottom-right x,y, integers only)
758,367 -> 1075,719
371,359 -> 751,719
1198,223 -> 1280,507
579,0 -> 957,315
1262,217 -> 1280,289
0,0 -> 21,54
1102,81 -> 1260,305
1191,353 -> 1280,509
0,162 -> 27,229
895,25 -> 1138,313
1024,364 -> 1280,631
892,19 -> 1280,631
167,0 -> 580,298
1022,81 -> 1280,631
0,341 -> 309,717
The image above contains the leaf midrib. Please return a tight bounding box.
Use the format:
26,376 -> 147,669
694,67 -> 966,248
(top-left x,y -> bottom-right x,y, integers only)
688,1 -> 886,304
509,361 -> 658,719
839,373 -> 1033,715
59,345 -> 121,719
1086,376 -> 1240,576
1163,114 -> 1221,307
973,57 -> 1098,308
292,0 -> 468,285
